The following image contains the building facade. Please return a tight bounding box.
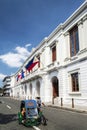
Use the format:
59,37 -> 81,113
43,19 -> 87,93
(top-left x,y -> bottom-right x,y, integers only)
11,1 -> 87,107
3,76 -> 11,96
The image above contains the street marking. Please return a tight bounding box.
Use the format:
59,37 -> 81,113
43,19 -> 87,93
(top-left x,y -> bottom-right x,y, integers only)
33,126 -> 41,130
6,105 -> 11,109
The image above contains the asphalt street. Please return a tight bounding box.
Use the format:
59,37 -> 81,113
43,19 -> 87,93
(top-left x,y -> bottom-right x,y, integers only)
0,97 -> 87,130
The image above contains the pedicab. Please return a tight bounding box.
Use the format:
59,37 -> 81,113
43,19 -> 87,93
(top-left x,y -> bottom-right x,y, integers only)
18,99 -> 47,127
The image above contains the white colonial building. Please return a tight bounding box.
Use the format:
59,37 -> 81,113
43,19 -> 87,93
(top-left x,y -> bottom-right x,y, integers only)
3,76 -> 12,96
11,1 -> 87,108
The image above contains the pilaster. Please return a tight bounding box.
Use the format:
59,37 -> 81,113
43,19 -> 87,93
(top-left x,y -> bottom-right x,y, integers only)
78,15 -> 87,51
64,32 -> 70,60
78,19 -> 84,50
83,15 -> 87,48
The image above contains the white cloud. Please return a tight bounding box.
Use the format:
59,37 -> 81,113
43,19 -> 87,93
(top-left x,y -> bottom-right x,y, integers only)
0,73 -> 7,80
25,44 -> 31,47
15,46 -> 30,56
0,52 -> 22,67
0,45 -> 34,68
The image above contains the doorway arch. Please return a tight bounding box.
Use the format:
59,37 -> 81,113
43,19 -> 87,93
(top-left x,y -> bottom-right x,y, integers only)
51,76 -> 59,98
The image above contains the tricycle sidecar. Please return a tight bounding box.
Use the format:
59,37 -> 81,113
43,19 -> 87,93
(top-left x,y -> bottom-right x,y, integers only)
18,99 -> 47,127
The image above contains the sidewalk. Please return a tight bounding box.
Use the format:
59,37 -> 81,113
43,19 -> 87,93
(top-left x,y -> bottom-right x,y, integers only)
11,97 -> 87,114
47,103 -> 87,114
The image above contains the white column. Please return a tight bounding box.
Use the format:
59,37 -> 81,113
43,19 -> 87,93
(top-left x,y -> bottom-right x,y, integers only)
78,15 -> 87,51
42,75 -> 52,103
64,32 -> 70,59
78,20 -> 84,50
40,49 -> 45,68
55,40 -> 58,62
83,15 -> 87,48
45,46 -> 51,66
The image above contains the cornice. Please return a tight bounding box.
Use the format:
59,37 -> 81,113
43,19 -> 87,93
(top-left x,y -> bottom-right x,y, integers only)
47,23 -> 63,42
44,1 -> 87,42
63,1 -> 87,28
83,14 -> 87,21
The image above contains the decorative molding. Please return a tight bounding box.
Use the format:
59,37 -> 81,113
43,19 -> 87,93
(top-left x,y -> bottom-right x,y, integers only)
77,19 -> 83,26
78,48 -> 87,55
64,32 -> 69,36
64,57 -> 70,62
70,56 -> 78,61
50,40 -> 58,47
47,62 -> 54,68
68,92 -> 81,95
83,14 -> 87,21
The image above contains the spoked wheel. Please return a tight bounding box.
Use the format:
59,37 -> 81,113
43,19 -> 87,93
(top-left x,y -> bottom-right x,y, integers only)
41,115 -> 47,125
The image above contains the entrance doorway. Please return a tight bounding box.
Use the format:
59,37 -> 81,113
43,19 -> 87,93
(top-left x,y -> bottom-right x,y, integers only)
51,76 -> 59,103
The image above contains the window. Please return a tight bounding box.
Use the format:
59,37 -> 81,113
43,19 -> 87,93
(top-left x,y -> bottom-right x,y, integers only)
52,45 -> 56,62
69,25 -> 79,57
27,108 -> 38,116
71,72 -> 79,92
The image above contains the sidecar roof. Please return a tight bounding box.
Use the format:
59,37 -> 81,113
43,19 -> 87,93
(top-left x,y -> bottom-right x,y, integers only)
21,99 -> 37,109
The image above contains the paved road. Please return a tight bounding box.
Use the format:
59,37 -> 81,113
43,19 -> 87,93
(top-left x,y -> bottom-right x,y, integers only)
0,97 -> 87,130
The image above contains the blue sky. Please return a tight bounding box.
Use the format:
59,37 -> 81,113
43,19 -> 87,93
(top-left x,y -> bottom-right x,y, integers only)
0,0 -> 85,87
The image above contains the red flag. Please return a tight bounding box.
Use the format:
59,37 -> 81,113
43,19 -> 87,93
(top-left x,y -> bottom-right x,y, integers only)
25,57 -> 39,72
27,61 -> 39,71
